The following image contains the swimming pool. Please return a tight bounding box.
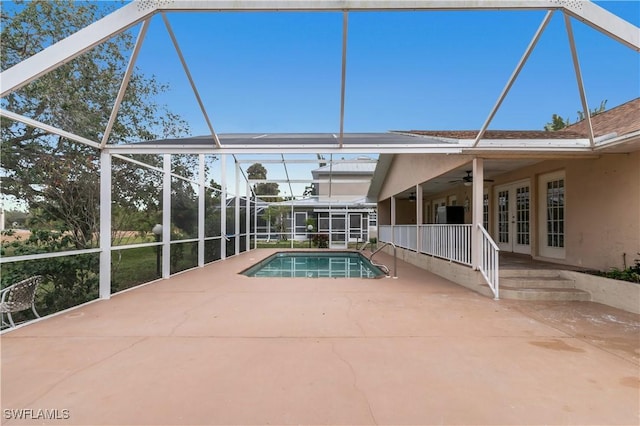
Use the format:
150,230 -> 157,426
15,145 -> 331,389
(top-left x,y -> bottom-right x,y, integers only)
242,251 -> 386,278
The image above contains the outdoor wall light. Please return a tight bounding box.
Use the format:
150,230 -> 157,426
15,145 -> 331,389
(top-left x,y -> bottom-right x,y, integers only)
152,224 -> 163,237
307,224 -> 314,248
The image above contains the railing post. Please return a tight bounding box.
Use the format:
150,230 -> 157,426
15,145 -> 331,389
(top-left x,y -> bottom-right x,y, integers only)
162,154 -> 171,278
99,150 -> 111,300
220,154 -> 227,260
198,154 -> 205,267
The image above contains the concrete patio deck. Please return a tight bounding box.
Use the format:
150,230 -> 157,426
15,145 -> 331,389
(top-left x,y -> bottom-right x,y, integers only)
2,249 -> 639,425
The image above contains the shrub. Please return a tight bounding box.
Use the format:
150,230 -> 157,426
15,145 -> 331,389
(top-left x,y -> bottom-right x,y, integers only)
590,256 -> 640,284
312,233 -> 329,248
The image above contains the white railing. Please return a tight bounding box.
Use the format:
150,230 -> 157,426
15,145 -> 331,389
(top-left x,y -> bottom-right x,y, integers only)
420,224 -> 472,266
379,223 -> 499,299
393,225 -> 418,251
379,224 -> 472,265
478,225 -> 500,300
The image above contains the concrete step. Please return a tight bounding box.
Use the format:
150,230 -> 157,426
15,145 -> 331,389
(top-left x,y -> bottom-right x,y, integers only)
501,276 -> 576,289
499,268 -> 565,278
498,286 -> 591,302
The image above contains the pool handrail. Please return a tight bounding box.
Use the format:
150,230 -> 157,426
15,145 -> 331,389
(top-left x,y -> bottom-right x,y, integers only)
369,242 -> 397,279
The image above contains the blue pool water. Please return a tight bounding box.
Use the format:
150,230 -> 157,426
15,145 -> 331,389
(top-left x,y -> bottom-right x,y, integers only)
242,251 -> 385,278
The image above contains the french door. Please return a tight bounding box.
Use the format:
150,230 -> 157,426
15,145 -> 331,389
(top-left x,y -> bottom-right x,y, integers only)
494,180 -> 531,254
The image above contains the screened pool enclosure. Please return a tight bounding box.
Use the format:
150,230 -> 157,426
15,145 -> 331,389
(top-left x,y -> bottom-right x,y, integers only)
1,0 -> 638,325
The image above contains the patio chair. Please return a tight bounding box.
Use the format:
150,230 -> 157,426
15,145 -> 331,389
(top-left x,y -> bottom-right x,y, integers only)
0,275 -> 42,328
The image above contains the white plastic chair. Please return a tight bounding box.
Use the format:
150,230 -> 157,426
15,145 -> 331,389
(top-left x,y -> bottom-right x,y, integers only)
0,276 -> 42,328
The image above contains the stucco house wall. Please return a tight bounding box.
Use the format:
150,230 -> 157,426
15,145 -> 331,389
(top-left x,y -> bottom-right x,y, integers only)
316,175 -> 371,199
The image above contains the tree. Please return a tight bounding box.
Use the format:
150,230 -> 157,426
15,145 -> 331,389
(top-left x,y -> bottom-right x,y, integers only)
544,100 -> 607,131
544,114 -> 570,131
0,1 -> 190,249
577,99 -> 607,121
247,163 -> 279,198
261,205 -> 289,241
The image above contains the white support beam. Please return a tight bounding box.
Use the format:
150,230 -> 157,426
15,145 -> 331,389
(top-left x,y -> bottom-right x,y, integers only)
0,109 -> 100,149
235,161 -> 241,255
473,10 -> 553,148
564,0 -> 640,52
100,19 -> 151,148
416,183 -> 423,253
162,154 -> 172,278
220,154 -> 227,259
235,158 -> 378,164
198,154 -> 206,267
391,195 -> 396,226
162,13 -> 222,148
0,2 -> 151,97
339,11 -> 348,148
471,158 -> 484,270
106,144 -> 466,155
290,201 -> 295,249
99,150 -> 112,299
2,0 -> 636,100
248,179 -> 373,184
153,1 -> 640,52
246,180 -> 251,251
253,195 -> 258,250
281,154 -> 295,198
564,13 -> 595,148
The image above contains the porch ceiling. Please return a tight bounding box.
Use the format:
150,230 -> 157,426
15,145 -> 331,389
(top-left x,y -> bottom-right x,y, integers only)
394,159 -> 545,199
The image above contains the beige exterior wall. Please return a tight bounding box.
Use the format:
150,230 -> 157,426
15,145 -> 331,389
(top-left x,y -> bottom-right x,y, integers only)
379,198 -> 392,225
316,174 -> 371,201
379,152 -> 640,271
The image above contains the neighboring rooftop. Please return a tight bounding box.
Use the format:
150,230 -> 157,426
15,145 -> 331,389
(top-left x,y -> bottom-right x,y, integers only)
312,160 -> 377,175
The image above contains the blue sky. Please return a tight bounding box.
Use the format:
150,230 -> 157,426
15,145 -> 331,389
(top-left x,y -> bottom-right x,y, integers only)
3,1 -> 640,202
127,1 -> 640,135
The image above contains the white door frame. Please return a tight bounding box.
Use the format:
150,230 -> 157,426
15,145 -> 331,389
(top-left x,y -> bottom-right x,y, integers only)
494,179 -> 531,254
329,211 -> 347,249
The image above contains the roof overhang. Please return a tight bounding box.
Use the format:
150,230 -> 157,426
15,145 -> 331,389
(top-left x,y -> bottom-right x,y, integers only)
106,132 -> 600,155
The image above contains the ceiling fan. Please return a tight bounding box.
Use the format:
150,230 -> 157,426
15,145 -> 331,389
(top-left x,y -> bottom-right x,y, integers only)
449,170 -> 494,186
408,192 -> 416,202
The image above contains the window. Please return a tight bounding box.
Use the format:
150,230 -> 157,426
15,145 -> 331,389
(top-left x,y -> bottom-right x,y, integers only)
516,186 -> 530,245
498,190 -> 509,243
483,193 -> 489,230
546,179 -> 565,248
